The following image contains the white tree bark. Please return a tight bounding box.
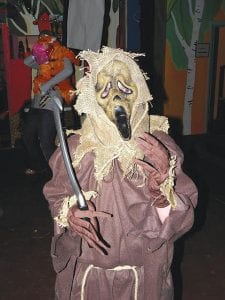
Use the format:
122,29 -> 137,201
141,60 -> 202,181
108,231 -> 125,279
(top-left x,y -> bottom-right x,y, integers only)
9,0 -> 54,35
172,0 -> 205,135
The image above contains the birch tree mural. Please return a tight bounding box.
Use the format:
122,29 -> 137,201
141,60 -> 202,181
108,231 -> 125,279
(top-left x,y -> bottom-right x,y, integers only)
7,0 -> 63,35
167,0 -> 224,135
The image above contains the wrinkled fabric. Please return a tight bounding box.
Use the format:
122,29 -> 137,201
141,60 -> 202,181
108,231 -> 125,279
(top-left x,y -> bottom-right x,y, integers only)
43,130 -> 197,300
67,0 -> 105,51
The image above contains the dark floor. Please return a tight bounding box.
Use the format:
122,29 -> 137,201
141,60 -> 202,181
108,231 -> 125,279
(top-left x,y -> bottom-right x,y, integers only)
0,133 -> 225,300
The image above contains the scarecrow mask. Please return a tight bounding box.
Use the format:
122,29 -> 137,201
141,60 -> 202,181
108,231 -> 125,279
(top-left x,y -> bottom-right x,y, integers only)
95,60 -> 138,140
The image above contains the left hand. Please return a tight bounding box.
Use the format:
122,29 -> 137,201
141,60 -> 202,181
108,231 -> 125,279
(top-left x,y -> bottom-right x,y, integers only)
135,133 -> 170,207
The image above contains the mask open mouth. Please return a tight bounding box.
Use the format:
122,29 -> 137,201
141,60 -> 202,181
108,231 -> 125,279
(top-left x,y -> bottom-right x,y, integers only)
114,106 -> 131,140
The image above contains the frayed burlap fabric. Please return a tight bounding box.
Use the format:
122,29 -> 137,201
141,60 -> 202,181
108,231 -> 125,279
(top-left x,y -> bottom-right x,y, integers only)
72,47 -> 168,185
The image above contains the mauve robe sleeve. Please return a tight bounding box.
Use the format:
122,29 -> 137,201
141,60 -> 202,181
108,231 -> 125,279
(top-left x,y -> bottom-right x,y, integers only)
43,135 -> 82,274
147,130 -> 198,251
43,135 -> 80,218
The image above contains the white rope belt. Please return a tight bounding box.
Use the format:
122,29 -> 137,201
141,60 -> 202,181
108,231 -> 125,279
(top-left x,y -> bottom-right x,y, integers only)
81,264 -> 139,300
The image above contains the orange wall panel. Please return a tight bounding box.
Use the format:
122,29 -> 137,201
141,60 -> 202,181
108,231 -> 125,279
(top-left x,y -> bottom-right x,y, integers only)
164,7 -> 225,134
164,42 -> 186,120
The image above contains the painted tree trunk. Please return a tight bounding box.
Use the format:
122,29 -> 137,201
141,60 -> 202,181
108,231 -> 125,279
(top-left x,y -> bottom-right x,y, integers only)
182,0 -> 205,135
182,55 -> 197,134
9,0 -> 56,35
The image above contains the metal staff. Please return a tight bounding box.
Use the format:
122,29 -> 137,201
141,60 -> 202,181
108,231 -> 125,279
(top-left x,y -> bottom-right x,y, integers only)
51,94 -> 88,211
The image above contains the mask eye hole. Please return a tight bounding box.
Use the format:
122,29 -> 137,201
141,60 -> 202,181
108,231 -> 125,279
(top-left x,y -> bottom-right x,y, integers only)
101,81 -> 112,98
117,80 -> 132,95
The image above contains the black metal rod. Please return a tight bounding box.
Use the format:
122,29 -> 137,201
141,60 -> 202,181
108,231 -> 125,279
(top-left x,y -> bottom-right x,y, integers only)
52,96 -> 88,210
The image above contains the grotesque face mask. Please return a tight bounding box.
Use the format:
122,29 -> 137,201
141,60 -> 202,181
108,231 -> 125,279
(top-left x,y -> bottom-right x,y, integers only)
95,60 -> 138,140
32,33 -> 55,65
32,42 -> 53,64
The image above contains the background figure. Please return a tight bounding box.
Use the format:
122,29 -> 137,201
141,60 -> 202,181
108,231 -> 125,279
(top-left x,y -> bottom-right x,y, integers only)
0,76 -> 8,120
23,30 -> 80,175
22,106 -> 57,174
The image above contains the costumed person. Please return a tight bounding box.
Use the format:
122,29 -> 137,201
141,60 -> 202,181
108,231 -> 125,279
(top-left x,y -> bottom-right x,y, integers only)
22,26 -> 80,175
43,47 -> 198,300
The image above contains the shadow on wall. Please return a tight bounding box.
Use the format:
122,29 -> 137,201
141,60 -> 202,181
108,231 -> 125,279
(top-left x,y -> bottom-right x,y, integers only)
171,136 -> 211,300
164,121 -> 214,300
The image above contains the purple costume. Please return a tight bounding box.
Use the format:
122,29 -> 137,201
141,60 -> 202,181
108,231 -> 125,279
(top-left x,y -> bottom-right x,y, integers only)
44,131 -> 197,300
43,47 -> 197,299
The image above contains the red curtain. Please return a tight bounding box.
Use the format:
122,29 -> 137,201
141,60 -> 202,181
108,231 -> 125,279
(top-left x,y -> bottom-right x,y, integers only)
8,59 -> 32,115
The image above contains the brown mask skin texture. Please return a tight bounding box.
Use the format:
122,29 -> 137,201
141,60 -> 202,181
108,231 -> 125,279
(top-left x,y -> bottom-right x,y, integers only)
95,60 -> 138,140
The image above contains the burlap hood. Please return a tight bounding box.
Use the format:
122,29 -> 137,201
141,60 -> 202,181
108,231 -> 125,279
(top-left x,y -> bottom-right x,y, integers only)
72,47 -> 168,184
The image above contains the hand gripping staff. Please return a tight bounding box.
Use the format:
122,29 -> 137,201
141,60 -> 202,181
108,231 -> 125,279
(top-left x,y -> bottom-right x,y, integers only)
51,93 -> 111,255
51,94 -> 88,212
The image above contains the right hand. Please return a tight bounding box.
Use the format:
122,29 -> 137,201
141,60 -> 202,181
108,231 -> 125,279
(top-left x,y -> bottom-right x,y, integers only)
39,94 -> 51,108
68,201 -> 111,255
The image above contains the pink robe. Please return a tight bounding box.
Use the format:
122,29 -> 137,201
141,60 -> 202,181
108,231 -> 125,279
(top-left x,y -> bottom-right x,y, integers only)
43,130 -> 198,300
